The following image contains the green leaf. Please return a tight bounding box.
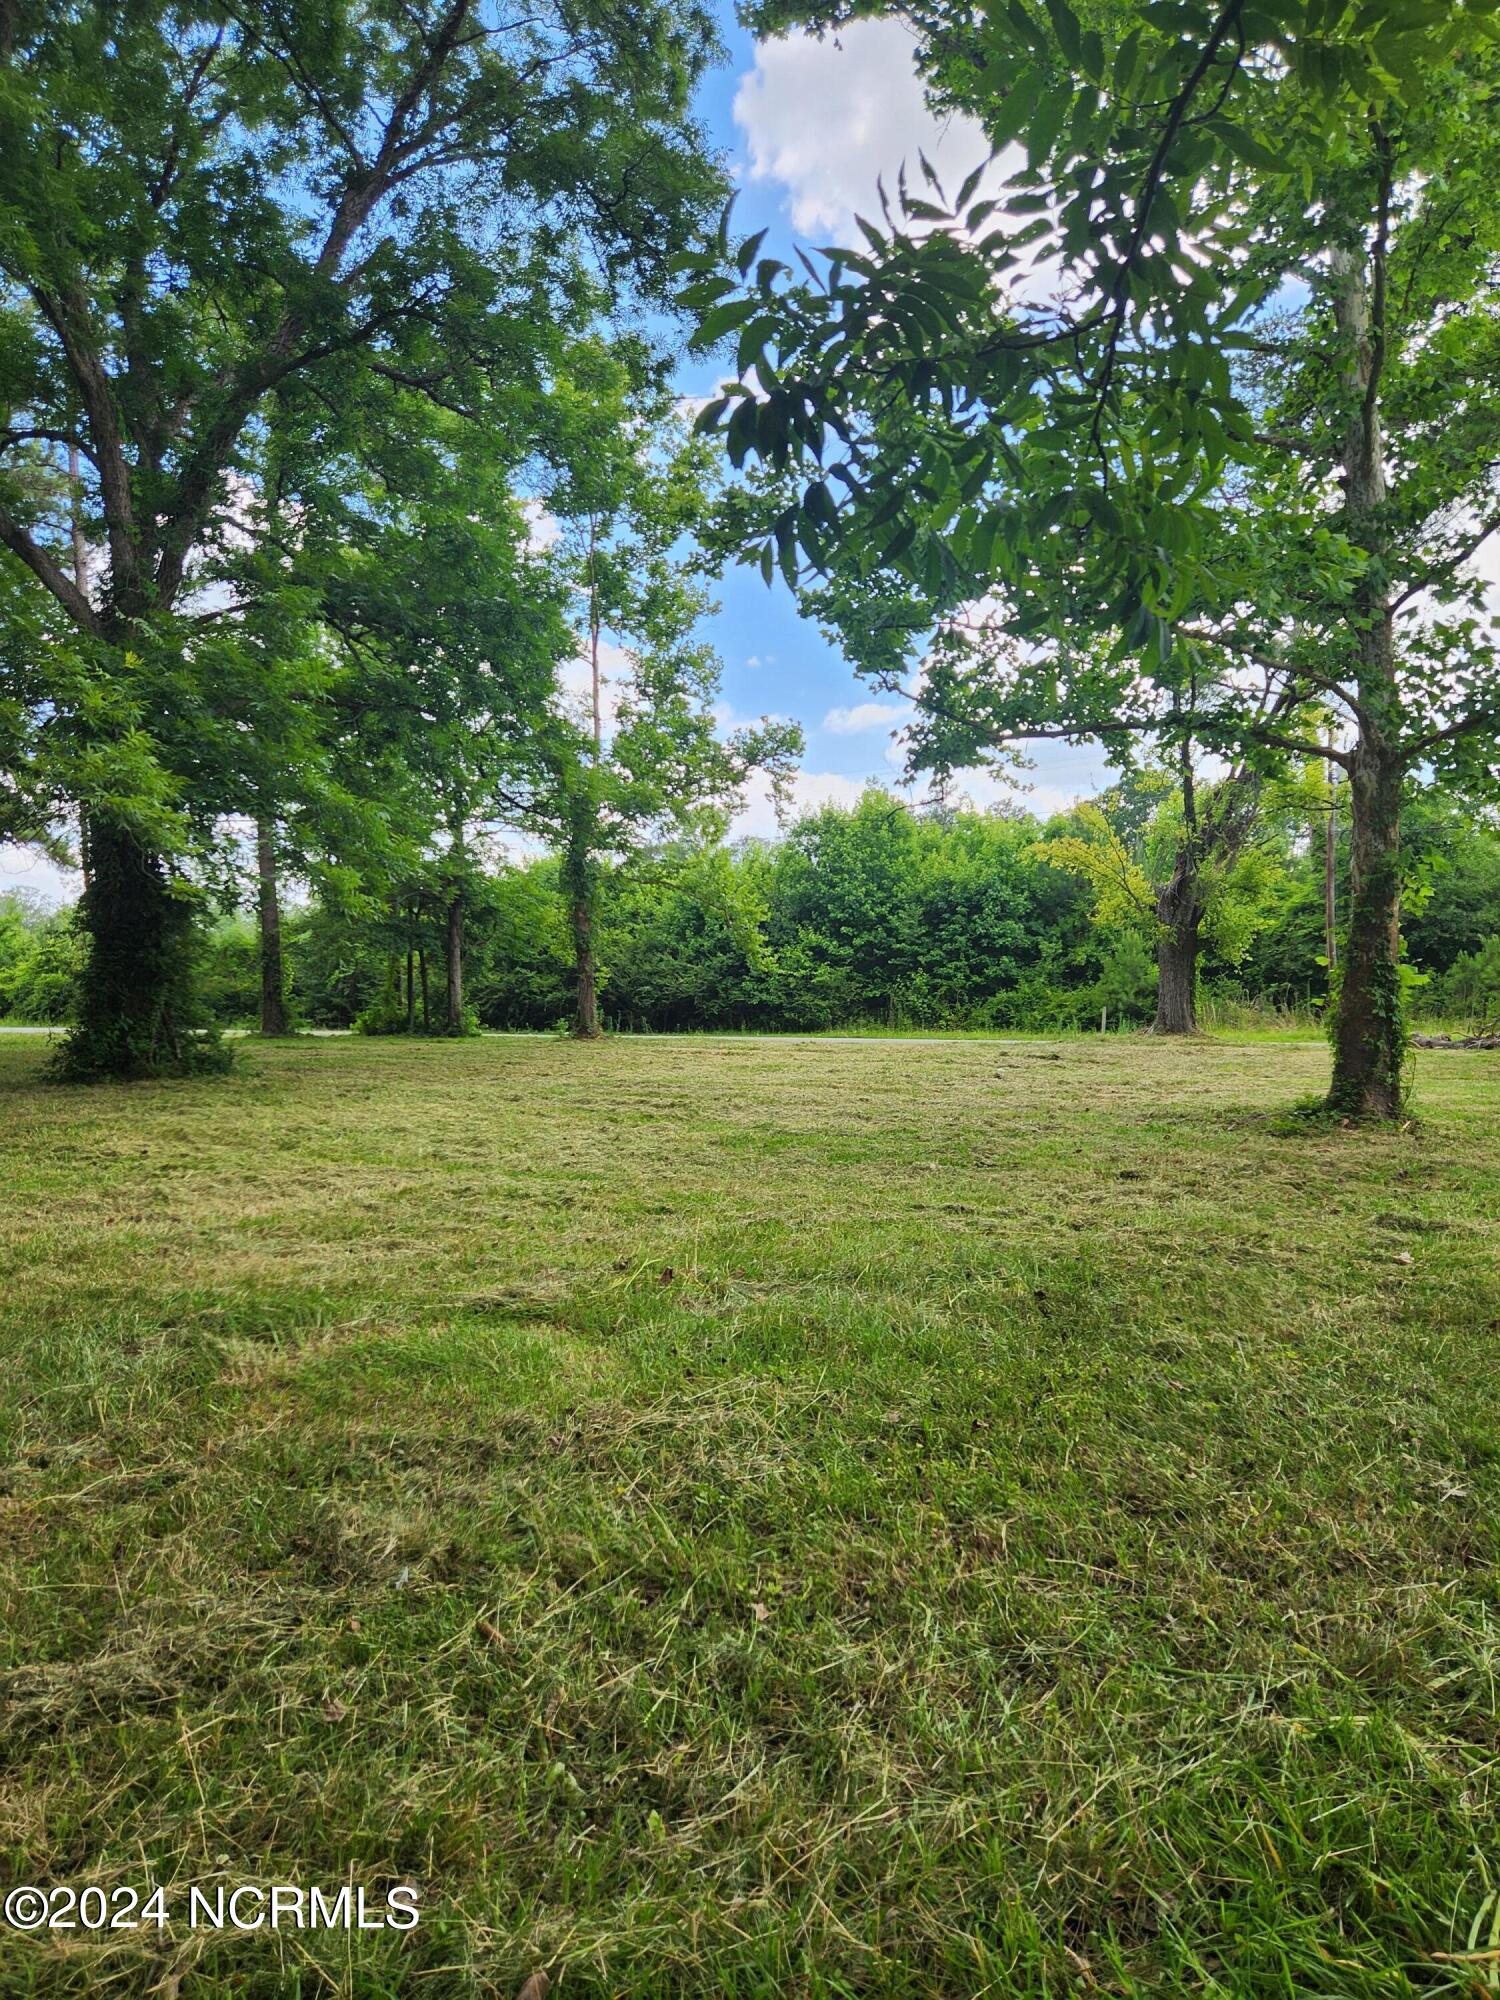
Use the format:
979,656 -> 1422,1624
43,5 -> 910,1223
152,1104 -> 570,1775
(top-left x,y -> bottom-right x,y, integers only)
1026,86 -> 1071,167
956,161 -> 988,210
1209,119 -> 1287,172
735,228 -> 768,277
983,68 -> 1040,148
736,318 -> 778,376
1044,0 -> 1083,65
689,298 -> 759,352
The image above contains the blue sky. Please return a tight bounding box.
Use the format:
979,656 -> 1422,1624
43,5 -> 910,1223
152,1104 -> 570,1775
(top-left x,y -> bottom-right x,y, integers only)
0,12 -> 1110,902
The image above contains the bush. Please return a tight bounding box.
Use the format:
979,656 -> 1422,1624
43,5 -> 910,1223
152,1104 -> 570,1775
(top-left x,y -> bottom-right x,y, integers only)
1429,936 -> 1500,1028
0,896 -> 84,1022
198,917 -> 263,1025
355,963 -> 411,1035
1081,935 -> 1158,1028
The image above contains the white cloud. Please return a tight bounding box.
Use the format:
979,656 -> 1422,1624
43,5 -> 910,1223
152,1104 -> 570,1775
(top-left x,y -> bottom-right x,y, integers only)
0,844 -> 78,905
732,768 -> 876,841
521,499 -> 559,553
734,21 -> 992,241
822,699 -> 910,735
554,637 -> 631,737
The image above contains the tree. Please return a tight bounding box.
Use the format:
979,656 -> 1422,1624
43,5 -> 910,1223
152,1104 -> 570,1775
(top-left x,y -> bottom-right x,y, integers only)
254,818 -> 290,1035
528,355 -> 800,1038
683,0 -> 1500,1115
0,0 -> 723,1076
1045,759 -> 1298,1033
299,403 -> 572,1037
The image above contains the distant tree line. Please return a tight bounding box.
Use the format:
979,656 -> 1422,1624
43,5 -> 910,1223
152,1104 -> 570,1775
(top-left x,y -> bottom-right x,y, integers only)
7,784 -> 1496,1037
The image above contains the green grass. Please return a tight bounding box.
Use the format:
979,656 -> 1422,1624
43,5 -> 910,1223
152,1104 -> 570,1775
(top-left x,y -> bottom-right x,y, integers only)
2,1030 -> 1499,1999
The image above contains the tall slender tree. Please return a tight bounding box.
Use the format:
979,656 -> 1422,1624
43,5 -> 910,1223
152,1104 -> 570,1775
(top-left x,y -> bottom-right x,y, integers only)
532,353 -> 800,1037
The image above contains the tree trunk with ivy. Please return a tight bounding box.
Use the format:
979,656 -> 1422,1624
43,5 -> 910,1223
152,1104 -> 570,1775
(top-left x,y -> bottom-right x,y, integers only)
1328,743 -> 1404,1117
1150,737 -> 1214,1036
571,897 -> 600,1039
255,818 -> 291,1037
54,605 -> 225,1081
54,815 -> 216,1081
561,809 -> 601,1040
1324,198 -> 1407,1119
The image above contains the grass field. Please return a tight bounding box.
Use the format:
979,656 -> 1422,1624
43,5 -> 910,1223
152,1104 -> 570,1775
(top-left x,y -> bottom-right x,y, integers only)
2,1030 -> 1499,1999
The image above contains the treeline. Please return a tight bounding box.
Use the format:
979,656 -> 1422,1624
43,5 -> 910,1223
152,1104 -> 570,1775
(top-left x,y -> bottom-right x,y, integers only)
3,4 -> 1499,1118
8,787 -> 1497,1036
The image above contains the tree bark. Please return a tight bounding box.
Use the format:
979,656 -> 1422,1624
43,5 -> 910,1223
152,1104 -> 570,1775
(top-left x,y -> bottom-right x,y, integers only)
445,893 -> 464,1033
255,818 -> 291,1036
1151,856 -> 1202,1034
571,893 -> 601,1038
1336,752 -> 1344,968
566,525 -> 605,1041
561,804 -> 602,1039
57,606 -> 221,1080
1328,744 -> 1404,1117
56,816 -> 205,1080
1150,736 -> 1209,1035
405,937 -> 416,1034
1325,178 -> 1407,1119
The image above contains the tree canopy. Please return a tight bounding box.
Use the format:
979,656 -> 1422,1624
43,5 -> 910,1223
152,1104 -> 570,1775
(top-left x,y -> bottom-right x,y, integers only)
0,0 -> 725,1073
679,0 -> 1500,1112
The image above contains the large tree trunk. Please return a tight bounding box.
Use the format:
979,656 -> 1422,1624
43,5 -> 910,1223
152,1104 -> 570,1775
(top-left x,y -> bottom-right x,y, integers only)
255,818 -> 291,1036
1324,206 -> 1406,1118
1327,745 -> 1404,1117
561,808 -> 602,1039
1151,857 -> 1202,1034
53,593 -> 223,1079
571,894 -> 601,1039
445,893 -> 464,1033
1336,752 -> 1344,968
56,817 -> 212,1080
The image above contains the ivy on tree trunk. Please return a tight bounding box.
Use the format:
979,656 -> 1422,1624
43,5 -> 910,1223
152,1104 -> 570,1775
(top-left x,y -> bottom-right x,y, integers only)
256,819 -> 291,1038
53,817 -> 226,1082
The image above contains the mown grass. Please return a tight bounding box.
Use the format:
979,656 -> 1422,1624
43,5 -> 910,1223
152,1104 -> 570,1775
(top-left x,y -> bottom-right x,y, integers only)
2,1030 -> 1499,1999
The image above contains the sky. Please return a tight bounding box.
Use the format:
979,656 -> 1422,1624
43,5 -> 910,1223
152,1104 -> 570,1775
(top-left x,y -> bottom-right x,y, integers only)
0,9 -> 1110,904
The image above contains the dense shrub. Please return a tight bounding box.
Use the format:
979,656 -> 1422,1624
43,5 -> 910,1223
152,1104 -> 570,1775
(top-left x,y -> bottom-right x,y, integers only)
0,894 -> 84,1022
